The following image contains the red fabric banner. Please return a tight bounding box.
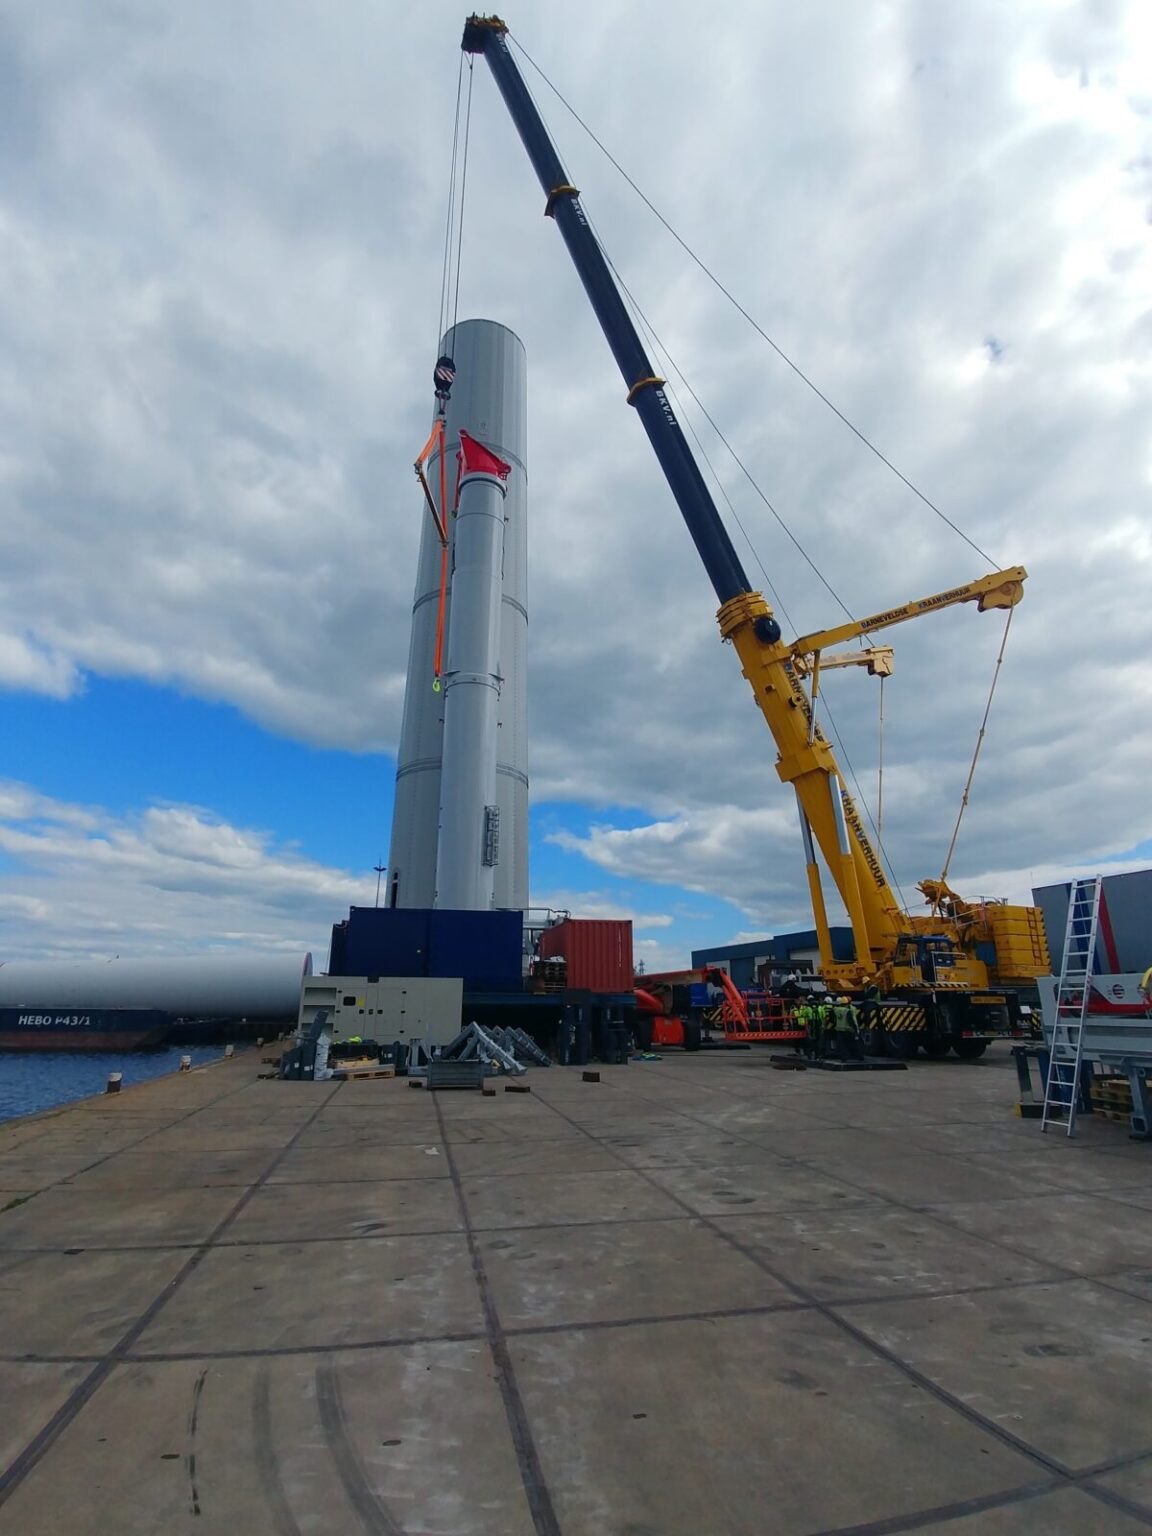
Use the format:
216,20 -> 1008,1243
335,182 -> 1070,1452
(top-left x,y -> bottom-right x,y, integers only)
457,429 -> 512,482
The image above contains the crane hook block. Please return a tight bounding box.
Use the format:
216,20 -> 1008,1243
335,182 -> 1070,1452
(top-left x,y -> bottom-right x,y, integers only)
433,355 -> 456,404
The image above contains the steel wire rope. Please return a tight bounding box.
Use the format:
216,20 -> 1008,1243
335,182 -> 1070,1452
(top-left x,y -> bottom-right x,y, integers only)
937,604 -> 1015,887
484,57 -> 917,919
877,674 -> 886,840
451,56 -> 475,342
576,196 -> 912,915
501,34 -> 1013,916
597,244 -> 794,628
504,32 -> 853,626
507,31 -> 997,571
437,52 -> 467,352
506,46 -> 1034,919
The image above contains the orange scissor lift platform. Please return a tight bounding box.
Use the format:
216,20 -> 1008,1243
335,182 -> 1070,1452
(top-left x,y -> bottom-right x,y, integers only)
636,968 -> 806,1046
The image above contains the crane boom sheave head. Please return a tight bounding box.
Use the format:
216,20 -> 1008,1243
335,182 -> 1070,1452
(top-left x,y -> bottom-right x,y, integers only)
463,14 -> 508,50
976,569 -> 1026,610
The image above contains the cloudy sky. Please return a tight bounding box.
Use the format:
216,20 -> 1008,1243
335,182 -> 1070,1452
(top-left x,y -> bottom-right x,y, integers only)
1,0 -> 1149,972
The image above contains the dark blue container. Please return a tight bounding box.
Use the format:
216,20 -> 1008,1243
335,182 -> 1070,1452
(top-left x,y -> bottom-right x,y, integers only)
328,921 -> 349,974
331,908 -> 430,977
328,907 -> 522,989
429,909 -> 522,990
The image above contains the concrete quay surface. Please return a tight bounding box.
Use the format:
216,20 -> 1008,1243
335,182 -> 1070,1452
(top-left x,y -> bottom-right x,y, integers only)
0,1049 -> 1150,1535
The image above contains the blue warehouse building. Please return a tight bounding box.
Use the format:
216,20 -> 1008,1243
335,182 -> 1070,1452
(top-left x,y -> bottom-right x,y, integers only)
691,927 -> 855,991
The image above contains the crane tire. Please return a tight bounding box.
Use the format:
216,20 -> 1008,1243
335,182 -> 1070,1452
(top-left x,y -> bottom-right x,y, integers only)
953,1037 -> 989,1060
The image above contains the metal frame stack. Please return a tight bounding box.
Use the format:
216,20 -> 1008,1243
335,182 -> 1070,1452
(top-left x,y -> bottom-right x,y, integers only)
434,1021 -> 553,1081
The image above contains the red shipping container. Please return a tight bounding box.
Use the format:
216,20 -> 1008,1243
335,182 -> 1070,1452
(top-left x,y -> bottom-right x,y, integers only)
537,919 -> 634,993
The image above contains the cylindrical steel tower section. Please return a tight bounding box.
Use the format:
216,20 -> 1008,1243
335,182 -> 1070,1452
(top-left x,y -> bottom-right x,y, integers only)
436,465 -> 507,909
387,319 -> 528,911
386,459 -> 449,911
0,955 -> 313,1018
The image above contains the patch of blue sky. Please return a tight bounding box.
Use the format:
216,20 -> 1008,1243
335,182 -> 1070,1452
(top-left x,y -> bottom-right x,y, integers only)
0,676 -> 394,872
0,679 -> 766,967
1105,838 -> 1152,864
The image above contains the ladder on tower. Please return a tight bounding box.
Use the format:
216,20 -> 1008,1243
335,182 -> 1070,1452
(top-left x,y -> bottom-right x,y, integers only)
1041,876 -> 1102,1136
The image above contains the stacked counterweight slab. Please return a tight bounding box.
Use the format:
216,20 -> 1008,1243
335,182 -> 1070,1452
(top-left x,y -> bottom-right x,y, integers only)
386,319 -> 528,912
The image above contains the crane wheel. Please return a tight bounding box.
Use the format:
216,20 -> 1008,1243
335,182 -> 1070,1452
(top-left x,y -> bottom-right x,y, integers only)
953,1037 -> 989,1061
922,1037 -> 951,1059
682,1021 -> 702,1052
888,1034 -> 918,1060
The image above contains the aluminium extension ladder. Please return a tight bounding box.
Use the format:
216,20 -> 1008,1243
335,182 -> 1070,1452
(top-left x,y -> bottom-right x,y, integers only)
1041,876 -> 1103,1136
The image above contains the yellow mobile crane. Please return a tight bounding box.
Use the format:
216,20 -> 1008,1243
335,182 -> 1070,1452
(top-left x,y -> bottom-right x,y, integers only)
721,573 -> 1049,1056
463,16 -> 1050,1057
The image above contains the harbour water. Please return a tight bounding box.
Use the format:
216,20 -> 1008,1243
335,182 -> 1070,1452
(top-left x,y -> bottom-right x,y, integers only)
0,1045 -> 225,1123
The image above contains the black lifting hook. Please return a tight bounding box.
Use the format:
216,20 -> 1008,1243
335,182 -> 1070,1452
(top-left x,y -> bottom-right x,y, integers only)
433,355 -> 456,410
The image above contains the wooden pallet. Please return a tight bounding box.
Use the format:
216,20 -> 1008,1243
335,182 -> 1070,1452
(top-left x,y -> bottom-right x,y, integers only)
1093,1106 -> 1131,1125
1091,1081 -> 1133,1111
331,1064 -> 396,1081
1093,1075 -> 1132,1094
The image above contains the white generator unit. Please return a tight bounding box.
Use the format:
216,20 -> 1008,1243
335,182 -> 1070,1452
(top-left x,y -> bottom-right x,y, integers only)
297,975 -> 463,1049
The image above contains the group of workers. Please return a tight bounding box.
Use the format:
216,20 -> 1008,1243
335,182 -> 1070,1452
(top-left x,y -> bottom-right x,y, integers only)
792,994 -> 867,1060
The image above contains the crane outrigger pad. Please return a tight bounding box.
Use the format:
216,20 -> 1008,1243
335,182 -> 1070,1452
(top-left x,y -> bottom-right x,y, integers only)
769,1053 -> 908,1072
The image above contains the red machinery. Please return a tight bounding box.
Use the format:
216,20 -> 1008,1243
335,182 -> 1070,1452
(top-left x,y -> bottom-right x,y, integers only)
634,974 -> 702,1051
635,968 -> 806,1049
707,968 -> 807,1044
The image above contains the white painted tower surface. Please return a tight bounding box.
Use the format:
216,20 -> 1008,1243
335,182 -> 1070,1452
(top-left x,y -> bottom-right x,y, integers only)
436,461 -> 507,909
386,319 -> 528,911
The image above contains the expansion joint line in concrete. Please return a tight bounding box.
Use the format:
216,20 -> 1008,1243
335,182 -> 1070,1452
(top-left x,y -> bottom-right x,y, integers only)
805,1478 -> 1056,1536
5,1068 -> 264,1199
0,1270 -> 1145,1368
593,1078 -> 1152,1313
0,1079 -> 345,1509
432,1095 -> 562,1536
531,1086 -> 1152,1532
811,1448 -> 1152,1536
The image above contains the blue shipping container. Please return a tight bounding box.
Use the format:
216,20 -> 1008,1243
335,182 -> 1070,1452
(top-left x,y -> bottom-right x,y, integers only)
329,907 -> 523,989
335,908 -> 431,978
429,910 -> 522,990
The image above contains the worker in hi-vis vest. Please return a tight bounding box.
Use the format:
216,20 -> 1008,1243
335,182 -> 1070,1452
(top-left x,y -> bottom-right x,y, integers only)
832,998 -> 862,1060
794,1000 -> 815,1056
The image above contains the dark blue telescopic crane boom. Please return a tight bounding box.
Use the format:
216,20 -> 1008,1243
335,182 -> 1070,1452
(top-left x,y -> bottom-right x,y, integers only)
462,14 -> 758,611
457,14 -> 1045,1034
